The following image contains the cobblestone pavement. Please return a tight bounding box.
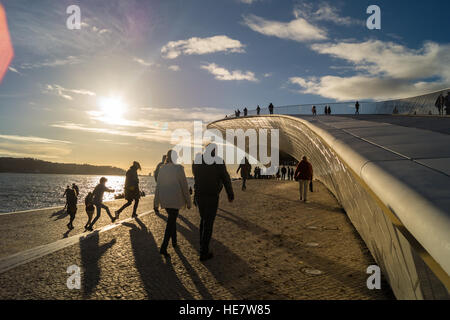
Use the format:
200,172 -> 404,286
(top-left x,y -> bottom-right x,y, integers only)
0,180 -> 395,300
0,197 -> 156,258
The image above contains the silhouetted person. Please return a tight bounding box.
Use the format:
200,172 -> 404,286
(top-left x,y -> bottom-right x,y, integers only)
312,106 -> 317,115
88,177 -> 115,230
256,105 -> 261,115
327,106 -> 332,115
236,109 -> 241,117
72,183 -> 79,197
192,145 -> 234,261
65,187 -> 78,230
84,192 -> 95,231
63,185 -> 71,211
324,105 -> 328,115
155,150 -> 191,256
435,93 -> 445,116
153,155 -> 167,214
237,157 -> 251,191
444,92 -> 450,115
115,161 -> 141,219
294,156 -> 313,202
243,107 -> 248,116
393,106 -> 399,114
268,103 -> 274,115
281,166 -> 287,180
355,101 -> 360,115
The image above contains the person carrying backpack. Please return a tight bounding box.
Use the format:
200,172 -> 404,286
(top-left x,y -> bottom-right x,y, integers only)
115,161 -> 141,219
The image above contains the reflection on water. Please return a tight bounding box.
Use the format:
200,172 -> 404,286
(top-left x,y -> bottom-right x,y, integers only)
0,173 -> 164,213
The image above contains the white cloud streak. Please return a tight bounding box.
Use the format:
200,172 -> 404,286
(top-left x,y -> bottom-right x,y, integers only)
161,35 -> 245,59
133,57 -> 153,67
242,14 -> 327,42
0,134 -> 71,144
43,84 -> 96,101
293,2 -> 363,26
201,63 -> 258,82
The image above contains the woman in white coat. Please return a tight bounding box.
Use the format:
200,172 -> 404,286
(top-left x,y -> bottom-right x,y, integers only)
154,149 -> 191,255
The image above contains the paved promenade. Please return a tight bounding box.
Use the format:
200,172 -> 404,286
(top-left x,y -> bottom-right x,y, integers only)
0,180 -> 394,300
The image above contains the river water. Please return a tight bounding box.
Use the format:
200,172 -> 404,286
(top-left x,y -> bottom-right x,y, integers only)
0,173 -> 193,214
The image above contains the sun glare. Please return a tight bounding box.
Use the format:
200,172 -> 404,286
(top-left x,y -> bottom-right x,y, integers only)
98,96 -> 126,123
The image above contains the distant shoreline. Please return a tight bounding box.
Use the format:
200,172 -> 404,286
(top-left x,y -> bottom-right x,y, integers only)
0,172 -> 126,176
0,157 -> 126,175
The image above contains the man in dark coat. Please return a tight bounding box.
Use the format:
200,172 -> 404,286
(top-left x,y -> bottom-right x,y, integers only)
236,157 -> 251,190
192,146 -> 234,261
256,105 -> 261,115
444,92 -> 450,115
435,93 -> 445,116
268,103 -> 274,114
115,161 -> 141,219
65,187 -> 77,230
294,156 -> 313,202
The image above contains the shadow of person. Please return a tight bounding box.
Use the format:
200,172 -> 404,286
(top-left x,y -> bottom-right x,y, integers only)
63,229 -> 72,238
173,246 -> 214,299
122,217 -> 194,299
50,209 -> 68,221
79,231 -> 116,298
156,212 -> 289,299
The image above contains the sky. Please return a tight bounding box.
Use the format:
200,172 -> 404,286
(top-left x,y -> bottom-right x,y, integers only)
0,0 -> 449,174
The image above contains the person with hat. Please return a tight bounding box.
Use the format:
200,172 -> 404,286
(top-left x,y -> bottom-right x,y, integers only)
115,161 -> 142,219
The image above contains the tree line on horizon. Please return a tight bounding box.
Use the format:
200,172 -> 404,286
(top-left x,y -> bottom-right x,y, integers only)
0,157 -> 126,175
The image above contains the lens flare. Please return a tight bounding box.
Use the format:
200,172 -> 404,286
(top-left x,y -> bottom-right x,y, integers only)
0,4 -> 14,83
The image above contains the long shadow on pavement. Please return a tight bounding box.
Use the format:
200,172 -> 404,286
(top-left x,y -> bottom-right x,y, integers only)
50,209 -> 68,221
80,231 -> 116,298
156,212 -> 289,299
122,217 -> 194,299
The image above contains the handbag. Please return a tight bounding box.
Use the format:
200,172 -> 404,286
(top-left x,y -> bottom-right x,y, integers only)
309,181 -> 313,192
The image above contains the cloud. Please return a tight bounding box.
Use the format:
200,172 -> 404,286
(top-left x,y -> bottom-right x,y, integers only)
161,35 -> 245,59
238,0 -> 260,3
311,40 -> 450,81
201,63 -> 258,82
51,106 -> 229,145
168,65 -> 180,71
242,14 -> 327,42
43,84 -> 96,101
0,134 -> 71,144
289,76 -> 448,101
0,135 -> 72,159
293,2 -> 363,26
20,56 -> 82,70
263,73 -> 272,78
289,40 -> 450,101
8,67 -> 21,75
133,57 -> 153,67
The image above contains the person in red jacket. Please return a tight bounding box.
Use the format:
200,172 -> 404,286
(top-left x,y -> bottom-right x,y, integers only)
294,156 -> 313,202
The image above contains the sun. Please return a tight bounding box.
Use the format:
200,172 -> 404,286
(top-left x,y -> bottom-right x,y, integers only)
98,96 -> 126,123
